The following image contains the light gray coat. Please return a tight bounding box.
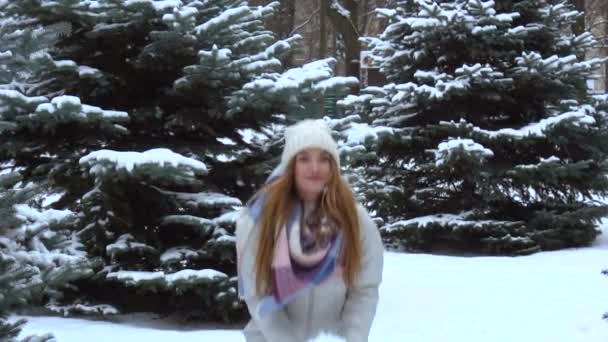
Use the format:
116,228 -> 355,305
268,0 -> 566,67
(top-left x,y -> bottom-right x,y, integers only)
235,204 -> 384,342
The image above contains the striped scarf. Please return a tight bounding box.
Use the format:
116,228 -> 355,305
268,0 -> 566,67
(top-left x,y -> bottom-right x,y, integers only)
237,167 -> 343,319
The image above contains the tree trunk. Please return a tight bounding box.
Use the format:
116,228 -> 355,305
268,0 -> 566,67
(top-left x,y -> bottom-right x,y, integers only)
587,0 -> 608,91
360,0 -> 370,36
322,0 -> 360,78
572,0 -> 585,35
320,1 -> 327,58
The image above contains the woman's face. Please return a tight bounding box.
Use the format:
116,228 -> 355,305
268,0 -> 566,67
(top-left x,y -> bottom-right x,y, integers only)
294,148 -> 332,202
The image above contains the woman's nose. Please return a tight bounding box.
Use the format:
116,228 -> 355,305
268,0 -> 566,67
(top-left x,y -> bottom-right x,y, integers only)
310,159 -> 320,173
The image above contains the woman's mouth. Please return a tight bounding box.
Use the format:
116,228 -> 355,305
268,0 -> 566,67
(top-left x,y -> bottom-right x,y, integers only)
306,176 -> 323,181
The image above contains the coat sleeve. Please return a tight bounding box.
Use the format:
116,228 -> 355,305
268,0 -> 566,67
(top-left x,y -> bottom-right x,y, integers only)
339,205 -> 384,342
235,209 -> 304,342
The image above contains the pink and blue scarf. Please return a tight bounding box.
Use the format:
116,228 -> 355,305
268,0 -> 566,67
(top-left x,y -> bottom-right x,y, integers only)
237,166 -> 343,319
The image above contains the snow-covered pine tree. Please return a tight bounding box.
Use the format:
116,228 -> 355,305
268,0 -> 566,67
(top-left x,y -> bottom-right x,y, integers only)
4,0 -> 356,322
0,252 -> 39,341
0,169 -> 99,317
327,111 -> 395,214
0,5 -> 96,331
0,250 -> 80,341
340,0 -> 608,255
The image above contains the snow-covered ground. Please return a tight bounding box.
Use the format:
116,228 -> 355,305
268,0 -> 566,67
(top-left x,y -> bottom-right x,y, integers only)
13,219 -> 608,341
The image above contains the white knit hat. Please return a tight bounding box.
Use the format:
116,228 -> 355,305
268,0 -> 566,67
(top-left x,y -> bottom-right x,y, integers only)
280,119 -> 340,169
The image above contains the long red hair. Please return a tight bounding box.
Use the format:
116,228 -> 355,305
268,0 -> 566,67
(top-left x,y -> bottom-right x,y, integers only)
253,157 -> 362,296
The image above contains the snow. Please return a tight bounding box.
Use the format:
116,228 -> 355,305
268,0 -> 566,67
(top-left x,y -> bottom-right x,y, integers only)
106,269 -> 227,287
212,210 -> 242,225
514,53 -> 578,73
152,0 -> 181,11
233,33 -> 274,51
34,192 -> 64,207
263,39 -> 293,58
34,96 -> 129,120
402,17 -> 442,29
13,204 -> 73,225
162,6 -> 198,22
14,222 -> 608,340
540,4 -> 579,21
51,95 -> 76,108
83,105 -> 127,118
0,89 -> 47,104
0,166 -> 17,177
40,152 -> 57,159
507,25 -> 542,38
473,107 -> 596,139
106,234 -> 157,258
310,333 -> 345,342
106,271 -> 165,285
10,250 -> 85,270
47,303 -> 119,316
124,0 -> 181,11
516,156 -> 561,169
245,78 -> 274,90
337,94 -> 374,107
214,153 -> 238,162
80,148 -> 208,174
414,70 -> 449,82
242,58 -> 356,95
216,137 -> 237,146
160,247 -> 198,263
393,78 -> 470,101
78,66 -> 101,77
383,211 -> 515,232
173,192 -> 242,208
165,269 -> 226,283
495,13 -> 520,22
376,8 -> 396,18
330,0 -> 350,18
456,63 -> 504,80
313,76 -> 359,92
433,138 -> 494,166
215,235 -> 236,243
341,122 -> 393,147
475,0 -> 496,13
238,128 -> 269,144
248,62 -> 331,90
195,7 -> 249,35
54,60 -> 77,68
161,215 -> 213,230
561,11 -> 580,21
324,114 -> 358,128
242,59 -> 281,73
540,155 -> 561,163
92,23 -> 132,33
440,107 -> 597,141
0,50 -> 12,58
472,25 -> 497,35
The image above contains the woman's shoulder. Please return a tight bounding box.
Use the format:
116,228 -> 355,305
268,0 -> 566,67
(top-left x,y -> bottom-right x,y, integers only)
353,203 -> 385,256
355,203 -> 372,221
235,207 -> 255,241
354,203 -> 379,233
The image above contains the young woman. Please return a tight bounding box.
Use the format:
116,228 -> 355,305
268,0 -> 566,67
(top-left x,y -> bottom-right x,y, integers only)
236,119 -> 384,342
